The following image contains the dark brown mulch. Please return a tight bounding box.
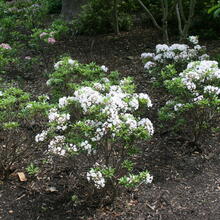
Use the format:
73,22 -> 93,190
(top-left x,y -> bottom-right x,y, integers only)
0,28 -> 220,220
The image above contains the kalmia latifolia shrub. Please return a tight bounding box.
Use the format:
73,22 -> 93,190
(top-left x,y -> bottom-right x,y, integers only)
30,19 -> 69,47
0,43 -> 16,74
0,0 -> 49,43
0,85 -> 51,180
36,77 -> 153,203
159,60 -> 220,147
46,57 -> 119,101
141,36 -> 209,85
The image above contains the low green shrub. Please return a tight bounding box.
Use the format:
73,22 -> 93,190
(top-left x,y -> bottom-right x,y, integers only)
46,57 -> 119,101
0,85 -> 51,180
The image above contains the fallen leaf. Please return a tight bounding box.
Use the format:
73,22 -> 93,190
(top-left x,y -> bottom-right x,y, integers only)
47,186 -> 58,192
17,172 -> 27,182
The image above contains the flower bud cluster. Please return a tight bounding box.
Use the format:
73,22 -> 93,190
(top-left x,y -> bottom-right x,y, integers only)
39,31 -> 56,44
0,43 -> 11,50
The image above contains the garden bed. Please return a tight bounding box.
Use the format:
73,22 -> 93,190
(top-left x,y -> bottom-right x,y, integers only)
0,28 -> 220,220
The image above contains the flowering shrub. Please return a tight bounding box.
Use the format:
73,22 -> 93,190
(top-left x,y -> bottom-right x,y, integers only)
0,0 -> 48,43
36,77 -> 153,202
0,43 -> 16,74
31,19 -> 69,47
0,85 -> 51,180
159,60 -> 220,146
141,36 -> 209,84
47,57 -> 119,101
31,29 -> 57,46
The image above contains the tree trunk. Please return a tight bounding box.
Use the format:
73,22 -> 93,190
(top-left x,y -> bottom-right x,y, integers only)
113,0 -> 119,34
61,0 -> 88,22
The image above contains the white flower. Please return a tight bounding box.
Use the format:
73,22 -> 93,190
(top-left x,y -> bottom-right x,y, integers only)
80,141 -> 93,154
199,54 -> 209,61
101,65 -> 108,72
48,108 -> 70,131
145,174 -> 153,184
138,118 -> 154,135
74,87 -> 104,113
153,53 -> 163,62
163,51 -> 175,59
194,45 -> 202,51
204,85 -> 220,95
54,61 -> 63,70
87,168 -> 105,189
46,79 -> 52,86
93,82 -> 105,91
58,96 -> 74,108
193,95 -> 204,102
188,36 -> 199,45
138,93 -> 153,107
129,97 -> 139,110
69,144 -> 77,152
35,130 -> 48,142
26,104 -> 33,109
144,61 -> 156,70
174,103 -> 184,111
48,135 -> 66,156
156,44 -> 169,53
68,59 -> 77,65
170,43 -> 189,51
0,91 -> 3,96
141,52 -> 155,59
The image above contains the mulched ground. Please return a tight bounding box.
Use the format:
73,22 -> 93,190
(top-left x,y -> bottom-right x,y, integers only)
0,28 -> 220,220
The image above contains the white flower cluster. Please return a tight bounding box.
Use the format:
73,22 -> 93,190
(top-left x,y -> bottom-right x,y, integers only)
144,61 -> 156,70
174,103 -> 184,111
179,61 -> 220,92
48,135 -> 66,156
92,82 -> 106,91
86,168 -> 105,189
101,65 -> 108,72
204,85 -> 220,95
141,53 -> 155,59
48,108 -> 70,130
54,58 -> 78,70
35,130 -> 48,142
71,80 -> 154,141
188,36 -> 199,45
141,37 -> 209,72
138,118 -> 154,135
59,96 -> 74,108
80,140 -> 93,154
145,174 -> 154,184
36,78 -> 154,157
123,173 -> 153,185
167,60 -> 220,112
73,87 -> 104,113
